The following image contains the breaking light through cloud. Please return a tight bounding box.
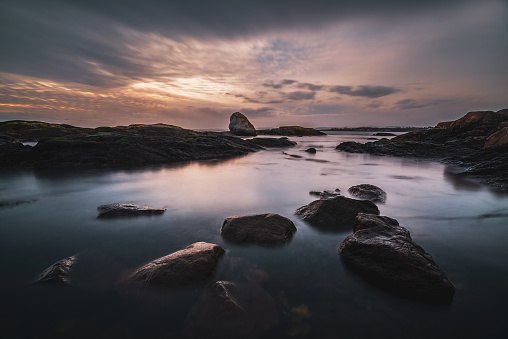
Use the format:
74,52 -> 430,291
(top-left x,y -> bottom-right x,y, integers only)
0,0 -> 507,128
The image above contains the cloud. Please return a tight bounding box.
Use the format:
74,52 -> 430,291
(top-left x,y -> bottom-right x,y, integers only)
393,98 -> 453,110
297,83 -> 325,91
329,85 -> 400,98
286,91 -> 316,100
240,107 -> 277,117
262,79 -> 298,89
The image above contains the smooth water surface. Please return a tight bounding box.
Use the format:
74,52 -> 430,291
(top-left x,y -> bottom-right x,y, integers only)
1,132 -> 507,338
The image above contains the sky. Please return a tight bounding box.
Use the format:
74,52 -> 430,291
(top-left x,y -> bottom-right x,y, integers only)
1,0 -> 507,129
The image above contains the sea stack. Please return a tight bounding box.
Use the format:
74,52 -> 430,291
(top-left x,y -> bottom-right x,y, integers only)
229,112 -> 257,136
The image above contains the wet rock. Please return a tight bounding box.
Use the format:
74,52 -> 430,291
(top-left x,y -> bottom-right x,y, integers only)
182,281 -> 279,339
122,242 -> 225,288
373,132 -> 396,136
309,189 -> 341,199
97,203 -> 166,218
248,137 -> 296,148
258,126 -> 325,136
229,112 -> 257,136
347,184 -> 387,203
485,126 -> 508,148
221,213 -> 297,246
35,249 -> 124,290
35,256 -> 76,284
305,147 -> 317,153
0,199 -> 37,209
295,196 -> 379,232
339,213 -> 455,302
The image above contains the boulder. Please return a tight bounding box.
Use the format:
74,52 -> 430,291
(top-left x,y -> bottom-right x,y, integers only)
221,213 -> 296,246
347,184 -> 387,203
182,281 -> 279,339
229,112 -> 257,136
248,137 -> 296,148
305,147 -> 317,153
295,196 -> 379,232
339,213 -> 455,302
122,242 -> 225,288
97,203 -> 166,218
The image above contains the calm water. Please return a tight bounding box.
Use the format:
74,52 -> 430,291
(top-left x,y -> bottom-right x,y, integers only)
1,132 -> 507,338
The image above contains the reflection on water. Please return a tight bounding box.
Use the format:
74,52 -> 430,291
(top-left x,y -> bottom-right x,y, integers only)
1,131 -> 508,338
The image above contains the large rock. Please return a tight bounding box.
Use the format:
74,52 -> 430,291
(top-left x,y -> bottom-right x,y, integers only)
485,126 -> 508,148
97,203 -> 166,218
182,281 -> 279,339
229,112 -> 257,136
221,213 -> 297,246
339,213 -> 455,302
122,242 -> 225,288
295,196 -> 379,232
347,184 -> 387,203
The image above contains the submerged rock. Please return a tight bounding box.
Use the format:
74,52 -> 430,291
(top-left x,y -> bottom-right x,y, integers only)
309,189 -> 341,199
305,147 -> 317,153
122,242 -> 225,288
347,184 -> 387,203
295,196 -> 379,231
229,112 -> 257,136
221,213 -> 297,246
248,137 -> 296,148
97,203 -> 166,218
182,281 -> 279,339
339,213 -> 455,302
373,132 -> 396,136
258,126 -> 325,136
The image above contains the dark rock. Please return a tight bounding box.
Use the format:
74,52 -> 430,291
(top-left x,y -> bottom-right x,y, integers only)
309,189 -> 341,199
182,281 -> 279,339
97,203 -> 166,218
295,196 -> 379,232
229,112 -> 257,136
221,213 -> 297,246
348,184 -> 387,203
373,132 -> 396,136
122,242 -> 225,288
0,199 -> 37,208
35,256 -> 76,284
258,126 -> 325,136
336,108 -> 508,190
34,249 -> 124,290
338,213 -> 455,302
305,147 -> 317,153
248,137 -> 296,148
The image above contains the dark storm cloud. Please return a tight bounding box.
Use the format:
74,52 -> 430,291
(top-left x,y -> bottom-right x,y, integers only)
329,85 -> 400,98
0,0 -> 466,87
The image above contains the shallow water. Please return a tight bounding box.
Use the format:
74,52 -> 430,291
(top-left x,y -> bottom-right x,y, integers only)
1,132 -> 507,338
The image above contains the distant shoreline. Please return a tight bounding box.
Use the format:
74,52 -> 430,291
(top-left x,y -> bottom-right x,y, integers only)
320,127 -> 428,132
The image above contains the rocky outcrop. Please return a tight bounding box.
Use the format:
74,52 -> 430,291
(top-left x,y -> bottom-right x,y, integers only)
336,109 -> 508,190
258,126 -> 325,136
97,203 -> 166,218
338,213 -> 455,302
121,242 -> 225,288
182,281 -> 279,339
248,137 -> 297,148
347,184 -> 387,203
229,112 -> 257,136
221,213 -> 297,246
295,196 -> 379,232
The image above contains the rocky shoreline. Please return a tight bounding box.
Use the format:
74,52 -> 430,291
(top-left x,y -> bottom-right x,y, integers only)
336,109 -> 508,191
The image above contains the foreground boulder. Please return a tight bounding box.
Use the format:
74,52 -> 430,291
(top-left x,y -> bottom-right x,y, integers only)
229,112 -> 257,136
347,184 -> 387,203
97,203 -> 166,218
221,213 -> 297,246
182,281 -> 279,339
295,196 -> 379,231
122,242 -> 225,288
339,213 -> 455,302
36,256 -> 76,284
